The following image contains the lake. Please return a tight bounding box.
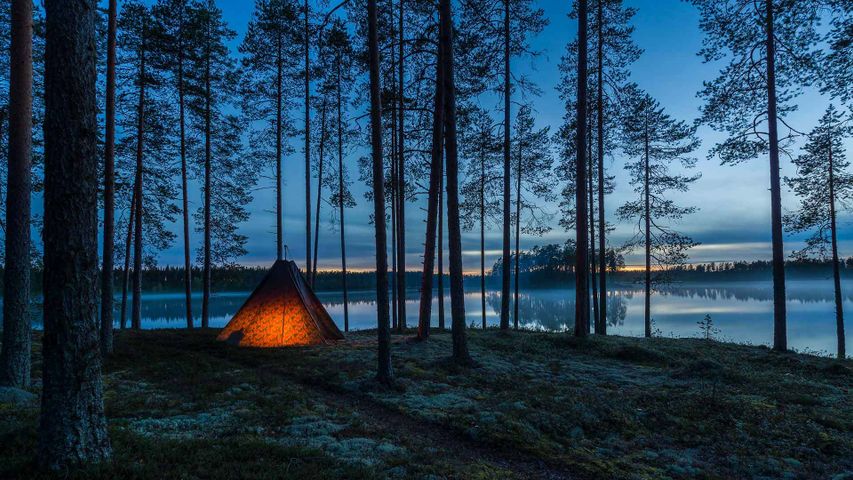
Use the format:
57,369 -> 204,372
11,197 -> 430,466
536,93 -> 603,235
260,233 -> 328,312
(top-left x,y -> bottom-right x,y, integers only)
8,279 -> 852,357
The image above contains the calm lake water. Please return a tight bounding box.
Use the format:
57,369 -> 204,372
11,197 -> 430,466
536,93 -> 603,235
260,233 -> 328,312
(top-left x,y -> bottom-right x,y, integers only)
9,279 -> 852,357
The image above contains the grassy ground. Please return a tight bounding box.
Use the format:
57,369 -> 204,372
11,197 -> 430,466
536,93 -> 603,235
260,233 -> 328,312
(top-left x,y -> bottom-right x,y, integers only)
1,328 -> 852,479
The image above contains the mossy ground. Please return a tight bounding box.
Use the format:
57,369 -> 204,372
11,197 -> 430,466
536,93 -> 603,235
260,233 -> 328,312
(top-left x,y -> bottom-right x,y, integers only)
1,329 -> 851,479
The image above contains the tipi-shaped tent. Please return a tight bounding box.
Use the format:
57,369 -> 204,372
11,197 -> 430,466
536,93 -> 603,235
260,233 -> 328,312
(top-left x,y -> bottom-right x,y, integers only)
217,260 -> 344,347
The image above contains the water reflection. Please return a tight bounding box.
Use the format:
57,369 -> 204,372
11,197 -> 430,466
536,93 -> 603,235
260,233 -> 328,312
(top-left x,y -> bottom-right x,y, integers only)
7,279 -> 850,357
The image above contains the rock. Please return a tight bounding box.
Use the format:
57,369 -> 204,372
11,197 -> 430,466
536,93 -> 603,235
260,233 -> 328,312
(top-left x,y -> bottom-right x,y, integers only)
0,386 -> 37,406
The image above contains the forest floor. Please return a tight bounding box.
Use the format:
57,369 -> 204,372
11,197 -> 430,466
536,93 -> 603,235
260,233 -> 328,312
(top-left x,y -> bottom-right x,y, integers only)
1,328 -> 852,479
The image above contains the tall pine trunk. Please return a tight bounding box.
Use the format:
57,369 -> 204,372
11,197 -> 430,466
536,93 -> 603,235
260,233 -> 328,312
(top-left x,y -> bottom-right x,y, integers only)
589,131 -> 599,329
99,0 -> 117,355
304,0 -> 312,283
828,142 -> 846,359
440,0 -> 471,364
513,135 -> 521,330
480,150 -> 486,329
202,34 -> 212,329
368,0 -> 393,384
391,98 -> 398,330
120,189 -> 136,330
416,35 -> 444,340
765,0 -> 787,351
276,33 -> 284,261
337,57 -> 349,332
595,0 -> 606,335
179,7 -> 193,329
312,99 -> 328,282
131,36 -> 146,332
438,158 -> 445,329
643,116 -> 651,338
574,0 -> 590,337
39,0 -> 111,466
500,0 -> 511,331
1,0 -> 34,387
396,0 -> 407,331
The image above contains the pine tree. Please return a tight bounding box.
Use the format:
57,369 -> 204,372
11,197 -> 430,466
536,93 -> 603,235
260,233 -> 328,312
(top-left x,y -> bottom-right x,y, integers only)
574,0 -> 590,337
99,0 -> 117,354
822,1 -> 852,103
460,105 -> 502,329
152,0 -> 205,329
239,0 -> 301,262
1,0 -> 33,388
367,0 -> 394,384
116,0 -> 180,330
616,89 -> 701,338
784,106 -> 852,359
39,0 -> 111,467
189,0 -> 245,327
511,104 -> 553,330
690,0 -> 822,351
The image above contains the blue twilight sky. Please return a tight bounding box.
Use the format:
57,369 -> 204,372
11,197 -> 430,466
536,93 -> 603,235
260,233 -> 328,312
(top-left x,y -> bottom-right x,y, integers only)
108,0 -> 852,271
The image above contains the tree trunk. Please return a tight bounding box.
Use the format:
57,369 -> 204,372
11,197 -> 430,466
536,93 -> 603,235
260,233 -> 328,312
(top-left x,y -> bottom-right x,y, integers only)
595,0 -> 606,335
368,0 -> 393,384
396,0 -> 407,331
438,157 -> 445,329
765,0 -> 787,351
178,4 -> 193,329
828,141 -> 845,359
480,149 -> 486,330
131,36 -> 146,332
304,0 -> 312,284
98,0 -> 117,355
513,134 -> 521,330
391,97 -> 398,331
312,99 -> 328,283
574,0 -> 590,337
337,57 -> 349,332
120,189 -> 136,331
417,34 -> 445,340
440,0 -> 471,363
643,117 -> 651,338
1,0 -> 34,387
589,130 -> 599,330
276,32 -> 284,261
39,0 -> 112,466
202,34 -> 212,329
500,0 -> 511,331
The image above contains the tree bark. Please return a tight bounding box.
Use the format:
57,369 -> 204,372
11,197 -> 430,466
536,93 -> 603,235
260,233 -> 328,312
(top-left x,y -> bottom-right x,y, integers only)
643,115 -> 651,338
440,0 -> 471,364
120,189 -> 136,330
202,30 -> 212,329
417,34 -> 445,340
480,149 -> 486,330
589,129 -> 599,330
336,57 -> 349,332
828,140 -> 845,359
39,0 -> 112,467
98,0 -> 117,355
513,133 -> 521,330
368,0 -> 393,384
131,34 -> 146,332
396,0 -> 407,331
574,0 -> 590,337
391,94 -> 398,331
304,0 -> 312,283
438,157 -> 445,329
312,99 -> 328,283
276,31 -> 284,261
178,2 -> 193,329
500,0 -> 511,331
1,0 -> 33,387
765,0 -> 787,351
595,0 -> 606,335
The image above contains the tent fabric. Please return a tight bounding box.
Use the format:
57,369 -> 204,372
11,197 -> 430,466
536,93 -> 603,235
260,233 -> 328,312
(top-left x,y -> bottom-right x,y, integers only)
217,260 -> 344,347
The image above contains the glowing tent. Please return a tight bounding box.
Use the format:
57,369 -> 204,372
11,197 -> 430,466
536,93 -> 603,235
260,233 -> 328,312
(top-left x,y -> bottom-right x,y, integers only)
217,260 -> 344,347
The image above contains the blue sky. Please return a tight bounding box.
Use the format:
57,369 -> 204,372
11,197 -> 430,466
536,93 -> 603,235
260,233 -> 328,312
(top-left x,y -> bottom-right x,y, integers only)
116,0 -> 852,270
